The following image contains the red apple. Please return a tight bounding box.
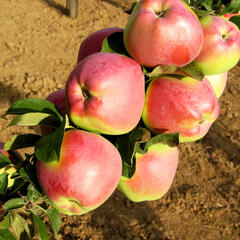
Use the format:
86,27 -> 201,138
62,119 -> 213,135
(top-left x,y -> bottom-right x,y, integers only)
206,72 -> 228,98
118,142 -> 178,202
142,75 -> 220,142
123,0 -> 204,68
37,129 -> 122,215
77,27 -> 124,63
223,12 -> 240,19
193,15 -> 240,75
66,52 -> 145,135
40,89 -> 66,136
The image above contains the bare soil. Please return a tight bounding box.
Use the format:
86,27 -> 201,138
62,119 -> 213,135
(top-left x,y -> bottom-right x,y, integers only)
1,0 -> 239,239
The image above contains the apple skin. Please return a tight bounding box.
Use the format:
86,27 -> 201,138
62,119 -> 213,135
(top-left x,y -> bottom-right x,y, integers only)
40,89 -> 66,136
223,12 -> 240,19
36,129 -> 122,215
142,75 -> 220,142
206,72 -> 228,98
118,143 -> 178,202
193,15 -> 240,75
77,27 -> 124,63
66,52 -> 145,135
123,0 -> 204,68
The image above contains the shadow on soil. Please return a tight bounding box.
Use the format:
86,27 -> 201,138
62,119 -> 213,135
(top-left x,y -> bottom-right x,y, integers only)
203,126 -> 240,166
39,0 -> 69,15
89,191 -> 170,240
0,82 -> 24,107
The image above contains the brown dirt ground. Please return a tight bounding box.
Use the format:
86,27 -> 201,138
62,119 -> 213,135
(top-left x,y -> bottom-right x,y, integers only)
1,0 -> 240,239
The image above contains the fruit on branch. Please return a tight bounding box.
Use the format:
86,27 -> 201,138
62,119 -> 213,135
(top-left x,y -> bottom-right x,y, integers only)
123,0 -> 204,68
40,89 -> 66,136
193,15 -> 240,75
0,142 -> 23,188
206,72 -> 228,98
118,142 -> 178,202
37,129 -> 122,215
142,75 -> 220,142
66,52 -> 145,135
77,27 -> 124,63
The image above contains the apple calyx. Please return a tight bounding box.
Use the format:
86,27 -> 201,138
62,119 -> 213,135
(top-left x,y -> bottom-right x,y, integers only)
154,9 -> 168,18
80,85 -> 91,101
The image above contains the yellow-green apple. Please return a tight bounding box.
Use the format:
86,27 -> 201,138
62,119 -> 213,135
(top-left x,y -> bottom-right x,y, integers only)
123,0 -> 204,68
66,52 -> 145,135
40,89 -> 66,136
36,129 -> 122,215
77,27 -> 123,63
118,142 -> 178,202
193,15 -> 240,75
206,72 -> 228,98
0,142 -> 23,188
142,75 -> 220,142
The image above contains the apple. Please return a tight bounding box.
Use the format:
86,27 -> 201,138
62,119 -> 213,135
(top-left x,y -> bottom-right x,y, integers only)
193,15 -> 240,75
118,142 -> 178,202
142,75 -> 220,142
206,72 -> 228,98
66,52 -> 145,135
40,89 -> 66,136
77,27 -> 124,63
37,129 -> 122,215
0,142 -> 23,188
223,12 -> 240,19
123,0 -> 204,68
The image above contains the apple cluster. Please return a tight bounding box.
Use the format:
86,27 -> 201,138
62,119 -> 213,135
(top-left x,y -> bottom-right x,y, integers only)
26,0 -> 240,216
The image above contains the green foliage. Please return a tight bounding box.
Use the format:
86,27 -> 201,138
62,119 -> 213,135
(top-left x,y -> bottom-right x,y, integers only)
7,98 -> 63,121
101,32 -> 128,56
3,198 -> 25,211
0,228 -> 17,240
4,134 -> 41,151
35,117 -> 66,163
0,153 -> 11,168
0,173 -> 8,195
116,126 -> 179,178
30,212 -> 50,240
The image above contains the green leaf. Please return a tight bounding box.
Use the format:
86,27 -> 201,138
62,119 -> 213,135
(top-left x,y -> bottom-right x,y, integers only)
11,213 -> 31,240
144,65 -> 178,82
229,15 -> 240,29
4,134 -> 41,151
135,132 -> 179,154
220,0 -> 240,15
27,184 -> 41,202
30,212 -> 50,240
9,113 -> 61,128
202,0 -> 213,11
19,161 -> 42,193
0,212 -> 11,229
116,127 -> 179,178
0,173 -> 8,195
0,153 -> 11,168
46,208 -> 61,239
35,118 -> 66,163
181,62 -> 204,81
7,98 -> 63,121
125,0 -> 140,14
101,32 -> 128,56
3,198 -> 24,211
116,127 -> 150,178
0,229 -> 17,240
